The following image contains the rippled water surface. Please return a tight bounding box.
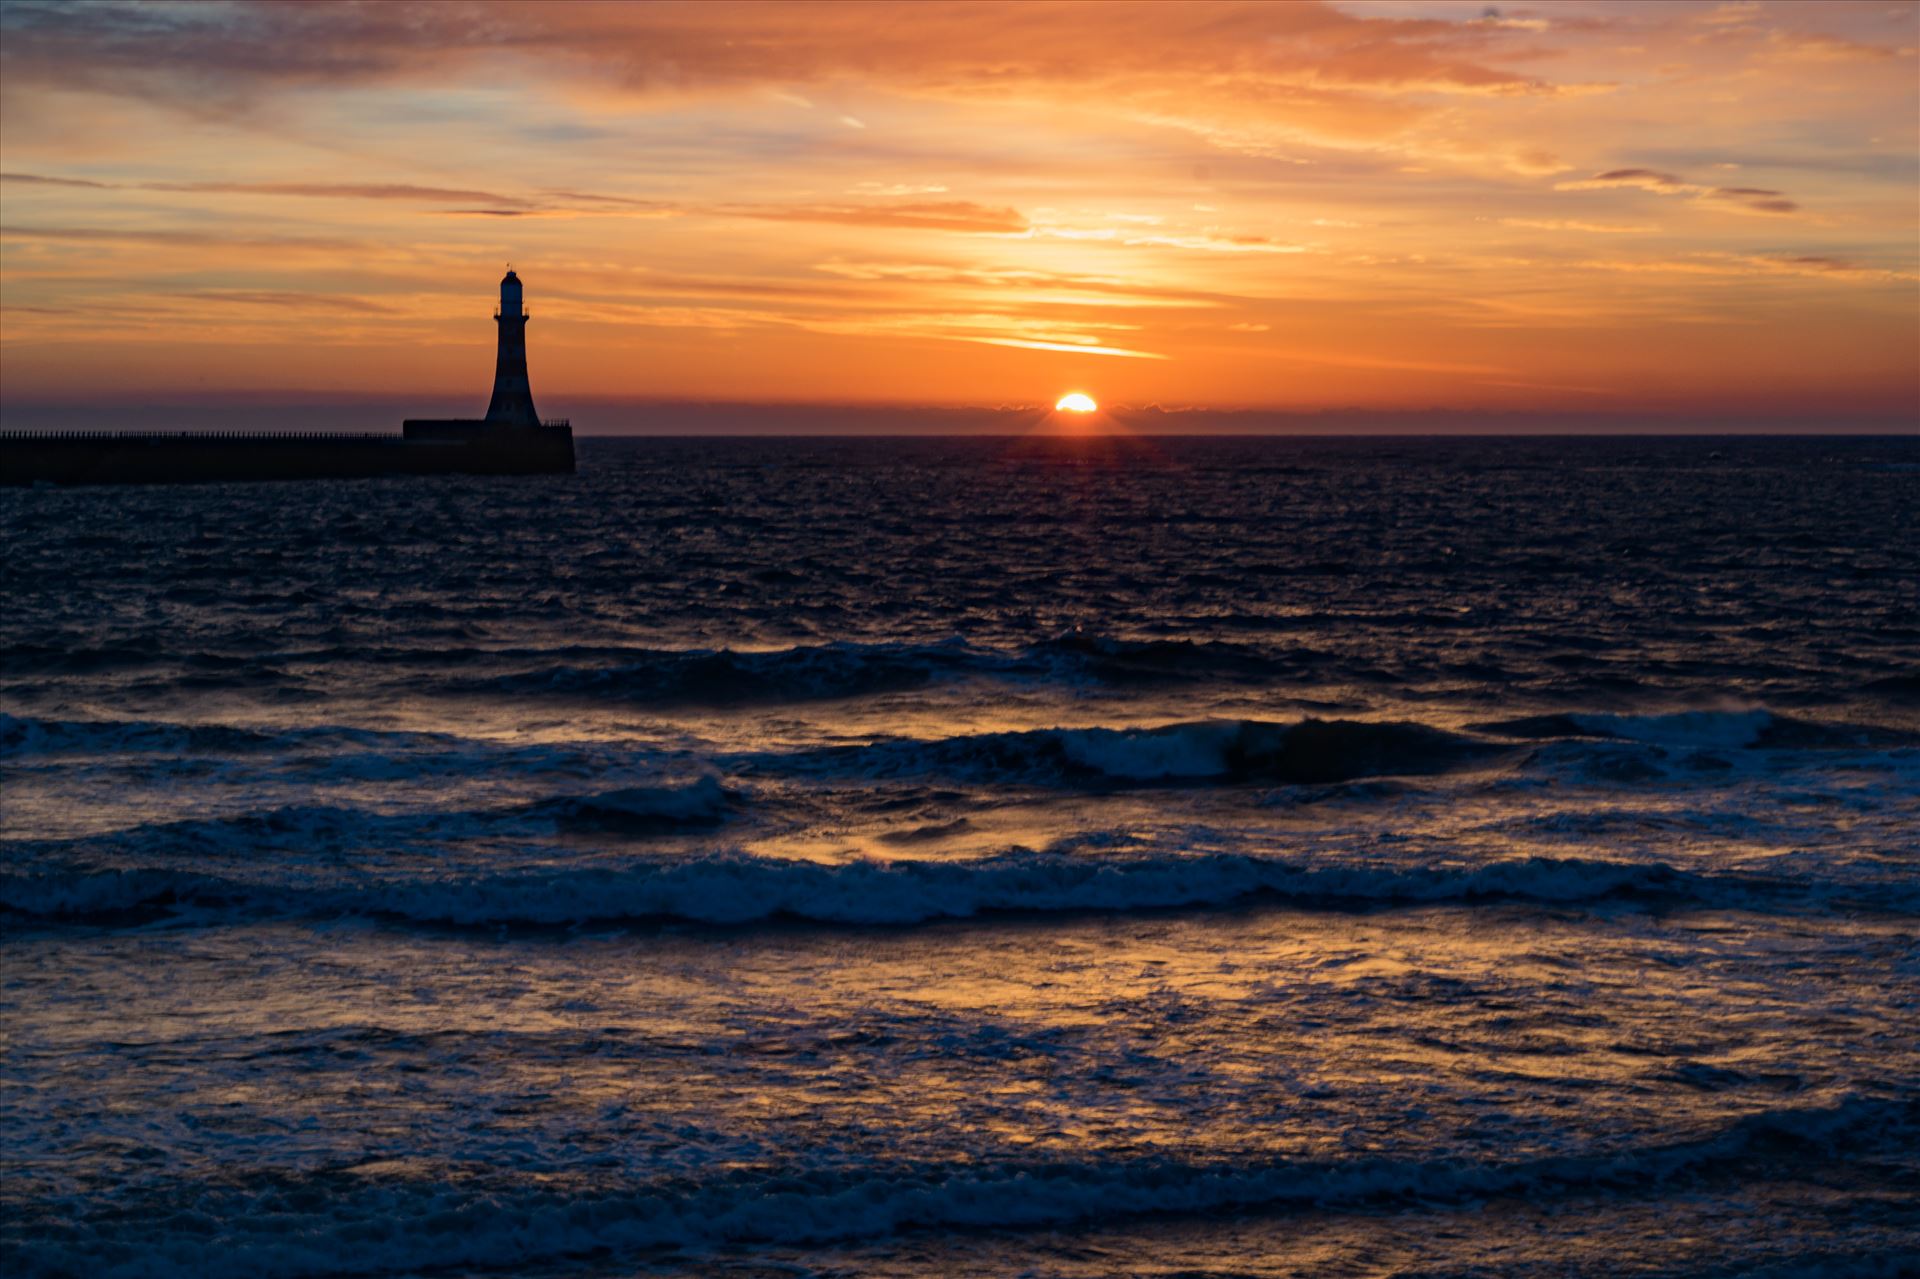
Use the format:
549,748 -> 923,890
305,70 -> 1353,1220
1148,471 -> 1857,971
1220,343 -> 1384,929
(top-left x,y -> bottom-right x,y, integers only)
3,435 -> 1917,1277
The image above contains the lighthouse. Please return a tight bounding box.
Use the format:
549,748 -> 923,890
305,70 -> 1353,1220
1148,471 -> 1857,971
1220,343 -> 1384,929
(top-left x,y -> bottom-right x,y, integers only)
485,269 -> 540,428
396,271 -> 574,472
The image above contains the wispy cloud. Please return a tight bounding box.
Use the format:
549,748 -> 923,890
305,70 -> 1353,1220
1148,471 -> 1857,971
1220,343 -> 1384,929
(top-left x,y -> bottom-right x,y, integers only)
0,171 -> 113,188
2,173 -> 1021,233
0,223 -> 362,251
1499,218 -> 1657,235
1554,168 -> 1799,215
1581,252 -> 1919,283
970,337 -> 1167,359
1026,222 -> 1310,254
847,182 -> 950,196
182,290 -> 395,313
714,201 -> 1028,233
2,171 -> 531,206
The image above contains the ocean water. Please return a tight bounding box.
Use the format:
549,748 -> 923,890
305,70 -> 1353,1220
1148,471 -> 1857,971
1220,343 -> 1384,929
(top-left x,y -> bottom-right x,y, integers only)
3,433 -> 1917,1278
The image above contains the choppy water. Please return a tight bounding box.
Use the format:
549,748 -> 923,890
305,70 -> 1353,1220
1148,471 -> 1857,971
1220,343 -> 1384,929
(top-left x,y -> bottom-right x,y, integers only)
3,434 -> 1917,1277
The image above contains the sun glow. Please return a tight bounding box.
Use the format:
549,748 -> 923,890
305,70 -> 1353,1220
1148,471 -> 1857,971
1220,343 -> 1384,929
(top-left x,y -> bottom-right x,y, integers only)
1055,392 -> 1098,413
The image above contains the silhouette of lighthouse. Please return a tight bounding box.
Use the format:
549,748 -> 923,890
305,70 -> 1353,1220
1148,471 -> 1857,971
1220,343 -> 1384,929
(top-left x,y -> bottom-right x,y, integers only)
396,270 -> 573,469
485,269 -> 540,428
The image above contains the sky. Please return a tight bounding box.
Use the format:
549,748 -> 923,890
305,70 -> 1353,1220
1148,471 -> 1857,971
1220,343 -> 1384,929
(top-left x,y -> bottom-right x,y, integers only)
1,0 -> 1916,430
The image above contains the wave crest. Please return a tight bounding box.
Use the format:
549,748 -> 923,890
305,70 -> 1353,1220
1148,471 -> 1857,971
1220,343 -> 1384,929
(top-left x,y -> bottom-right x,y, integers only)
0,849 -> 1783,928
771,718 -> 1492,786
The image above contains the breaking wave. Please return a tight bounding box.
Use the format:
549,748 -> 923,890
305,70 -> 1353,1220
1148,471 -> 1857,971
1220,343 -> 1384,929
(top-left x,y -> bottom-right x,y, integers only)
8,1094 -> 1909,1279
755,717 -> 1495,786
1473,708 -> 1915,751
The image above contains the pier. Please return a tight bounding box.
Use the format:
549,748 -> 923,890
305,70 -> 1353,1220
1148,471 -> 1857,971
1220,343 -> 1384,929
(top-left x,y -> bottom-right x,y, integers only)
1,272 -> 576,486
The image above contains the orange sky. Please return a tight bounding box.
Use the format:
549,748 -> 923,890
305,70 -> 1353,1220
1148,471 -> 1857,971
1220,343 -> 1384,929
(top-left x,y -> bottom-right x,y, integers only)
1,0 -> 1916,425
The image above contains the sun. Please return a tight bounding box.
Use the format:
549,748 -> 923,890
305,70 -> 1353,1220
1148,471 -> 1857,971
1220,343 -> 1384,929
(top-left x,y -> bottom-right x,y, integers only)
1055,392 -> 1098,413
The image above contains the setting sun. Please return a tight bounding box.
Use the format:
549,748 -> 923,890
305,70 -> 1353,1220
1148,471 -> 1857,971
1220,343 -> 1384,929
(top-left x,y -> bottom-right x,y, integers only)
1055,393 -> 1098,413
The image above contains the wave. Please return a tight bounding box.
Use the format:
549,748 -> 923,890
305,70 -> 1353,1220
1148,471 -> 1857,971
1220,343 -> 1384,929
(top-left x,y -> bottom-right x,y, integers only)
757,718 -> 1495,786
1861,672 -> 1920,702
0,641 -> 173,676
2,712 -> 289,757
8,1094 -> 1909,1279
1473,708 -> 1915,751
454,639 -> 971,705
4,711 -> 1496,790
404,634 -> 1316,706
519,776 -> 730,833
11,777 -> 733,865
0,848 -> 1810,928
2,715 -> 662,795
15,706 -> 1902,782
0,713 -> 469,760
1028,631 -> 1317,684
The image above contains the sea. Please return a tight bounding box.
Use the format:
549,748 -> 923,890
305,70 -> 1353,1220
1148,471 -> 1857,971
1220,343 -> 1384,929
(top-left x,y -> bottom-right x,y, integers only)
3,434 -> 1917,1278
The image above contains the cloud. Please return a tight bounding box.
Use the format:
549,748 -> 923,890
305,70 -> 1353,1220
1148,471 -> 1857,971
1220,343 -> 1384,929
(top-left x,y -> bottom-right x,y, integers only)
1,172 -> 1023,234
809,259 -> 1229,306
0,223 -> 360,251
1,171 -> 530,206
545,191 -> 677,209
0,171 -> 113,188
1579,253 -> 1918,283
1025,220 -> 1310,254
726,303 -> 1174,360
182,290 -> 395,313
515,260 -> 1196,357
1554,168 -> 1798,214
714,200 -> 1027,233
154,181 -> 531,205
1730,254 -> 1916,282
1761,29 -> 1911,65
969,337 -> 1167,359
1118,233 -> 1308,254
0,1 -> 1578,100
1500,217 -> 1656,234
0,0 -> 1606,171
1698,2 -> 1762,28
847,182 -> 949,196
1559,168 -> 1695,194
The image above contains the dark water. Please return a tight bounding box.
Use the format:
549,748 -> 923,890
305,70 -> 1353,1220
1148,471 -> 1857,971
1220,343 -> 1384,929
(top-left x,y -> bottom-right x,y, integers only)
3,435 -> 1918,1277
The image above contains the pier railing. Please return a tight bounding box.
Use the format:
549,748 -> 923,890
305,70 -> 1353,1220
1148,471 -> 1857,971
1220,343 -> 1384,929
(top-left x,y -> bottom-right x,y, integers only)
4,423 -> 570,441
0,430 -> 405,442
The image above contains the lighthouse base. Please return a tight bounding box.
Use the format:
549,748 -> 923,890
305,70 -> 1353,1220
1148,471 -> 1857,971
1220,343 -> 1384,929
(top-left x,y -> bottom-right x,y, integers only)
401,420 -> 576,473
